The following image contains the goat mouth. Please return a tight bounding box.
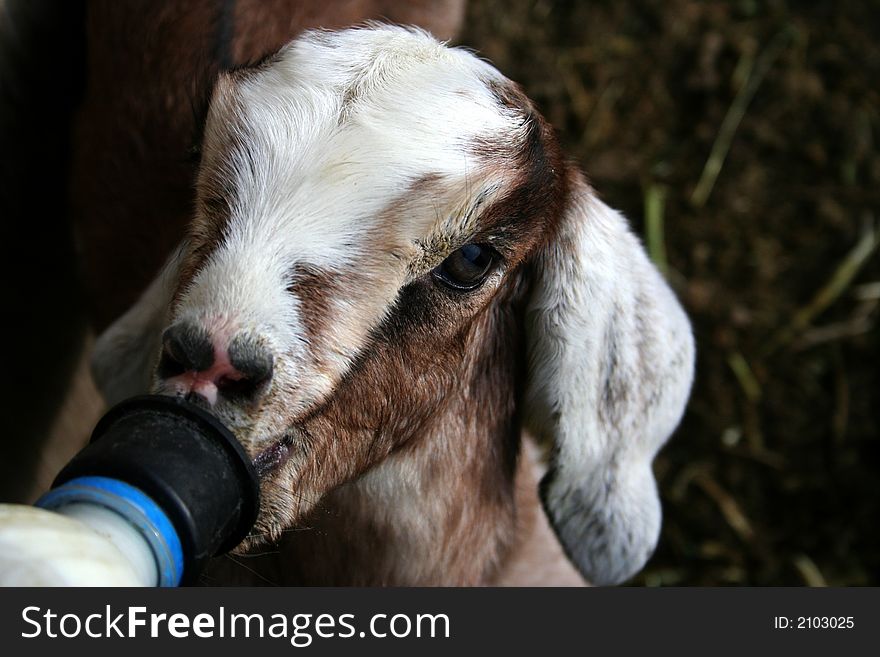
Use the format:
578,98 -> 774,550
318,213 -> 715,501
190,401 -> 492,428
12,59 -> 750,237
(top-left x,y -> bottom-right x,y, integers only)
252,434 -> 294,478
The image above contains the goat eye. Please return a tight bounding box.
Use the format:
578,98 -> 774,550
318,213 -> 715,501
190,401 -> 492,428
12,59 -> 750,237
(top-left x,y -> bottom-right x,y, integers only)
433,244 -> 495,291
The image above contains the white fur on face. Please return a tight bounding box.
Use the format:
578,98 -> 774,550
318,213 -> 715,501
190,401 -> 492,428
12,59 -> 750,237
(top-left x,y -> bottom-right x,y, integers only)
171,26 -> 527,443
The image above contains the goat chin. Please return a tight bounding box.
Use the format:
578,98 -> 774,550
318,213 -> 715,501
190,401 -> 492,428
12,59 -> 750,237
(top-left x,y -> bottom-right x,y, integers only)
80,21 -> 694,586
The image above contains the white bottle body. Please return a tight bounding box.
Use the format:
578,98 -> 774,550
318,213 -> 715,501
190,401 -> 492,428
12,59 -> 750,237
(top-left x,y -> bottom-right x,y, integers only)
0,503 -> 156,586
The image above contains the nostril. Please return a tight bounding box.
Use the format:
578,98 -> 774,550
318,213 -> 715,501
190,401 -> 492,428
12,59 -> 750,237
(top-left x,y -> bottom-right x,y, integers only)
158,324 -> 215,377
228,336 -> 274,385
215,374 -> 259,400
219,336 -> 274,400
215,367 -> 271,400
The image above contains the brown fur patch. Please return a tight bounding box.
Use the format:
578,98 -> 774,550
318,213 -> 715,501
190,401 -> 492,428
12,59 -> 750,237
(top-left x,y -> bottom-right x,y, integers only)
286,263 -> 350,377
230,1 -> 466,64
467,80 -> 570,267
71,0 -> 227,329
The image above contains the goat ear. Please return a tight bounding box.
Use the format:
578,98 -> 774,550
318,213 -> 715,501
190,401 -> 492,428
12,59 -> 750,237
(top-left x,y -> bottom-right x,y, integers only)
524,170 -> 695,585
91,245 -> 187,406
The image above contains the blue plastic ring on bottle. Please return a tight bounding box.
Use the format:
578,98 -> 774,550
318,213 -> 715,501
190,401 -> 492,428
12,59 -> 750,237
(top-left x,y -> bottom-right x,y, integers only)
35,476 -> 184,586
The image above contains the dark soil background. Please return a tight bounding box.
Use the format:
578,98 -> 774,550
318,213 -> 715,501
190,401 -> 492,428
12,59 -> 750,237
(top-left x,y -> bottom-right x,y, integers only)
459,0 -> 880,585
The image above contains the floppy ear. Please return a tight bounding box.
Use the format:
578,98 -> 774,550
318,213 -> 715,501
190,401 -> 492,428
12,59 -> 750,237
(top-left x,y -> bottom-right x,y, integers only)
524,170 -> 695,585
91,245 -> 187,406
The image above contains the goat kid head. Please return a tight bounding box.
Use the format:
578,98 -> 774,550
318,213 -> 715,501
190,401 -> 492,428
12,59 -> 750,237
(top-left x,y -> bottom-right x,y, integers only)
92,25 -> 694,585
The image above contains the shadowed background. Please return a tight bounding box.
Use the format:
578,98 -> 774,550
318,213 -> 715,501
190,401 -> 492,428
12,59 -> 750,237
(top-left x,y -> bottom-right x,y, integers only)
2,0 -> 877,585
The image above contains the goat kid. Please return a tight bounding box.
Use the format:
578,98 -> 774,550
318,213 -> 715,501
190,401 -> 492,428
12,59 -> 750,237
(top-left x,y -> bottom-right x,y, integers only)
91,25 -> 695,586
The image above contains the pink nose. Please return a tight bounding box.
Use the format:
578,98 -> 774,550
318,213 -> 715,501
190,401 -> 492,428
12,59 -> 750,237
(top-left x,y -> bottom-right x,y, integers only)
158,324 -> 274,405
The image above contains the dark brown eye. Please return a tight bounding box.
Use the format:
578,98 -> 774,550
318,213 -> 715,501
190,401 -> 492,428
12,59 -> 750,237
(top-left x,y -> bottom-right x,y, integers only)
433,244 -> 495,291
